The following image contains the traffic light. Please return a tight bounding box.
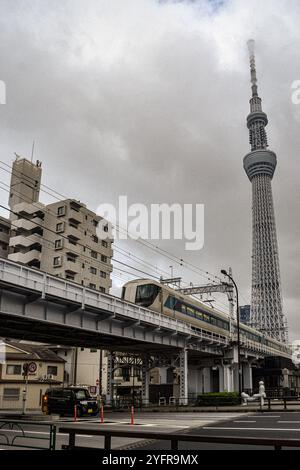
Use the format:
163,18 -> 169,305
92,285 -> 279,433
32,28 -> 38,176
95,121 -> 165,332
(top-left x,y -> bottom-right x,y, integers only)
22,363 -> 29,377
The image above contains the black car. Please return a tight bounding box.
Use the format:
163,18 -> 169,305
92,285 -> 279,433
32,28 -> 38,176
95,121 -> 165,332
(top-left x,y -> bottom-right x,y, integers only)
43,387 -> 99,417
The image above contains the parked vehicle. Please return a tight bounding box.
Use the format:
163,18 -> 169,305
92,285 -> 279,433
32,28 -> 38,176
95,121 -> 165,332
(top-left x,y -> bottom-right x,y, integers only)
42,387 -> 99,417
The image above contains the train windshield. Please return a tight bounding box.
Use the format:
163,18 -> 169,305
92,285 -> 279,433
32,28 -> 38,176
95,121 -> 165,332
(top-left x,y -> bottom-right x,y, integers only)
135,284 -> 160,307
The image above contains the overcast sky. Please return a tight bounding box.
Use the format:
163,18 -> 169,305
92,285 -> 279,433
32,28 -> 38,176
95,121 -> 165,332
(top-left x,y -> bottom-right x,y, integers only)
0,0 -> 299,340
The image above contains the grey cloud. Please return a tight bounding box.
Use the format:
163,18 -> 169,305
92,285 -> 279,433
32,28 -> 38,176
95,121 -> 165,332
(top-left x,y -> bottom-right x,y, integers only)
0,0 -> 299,338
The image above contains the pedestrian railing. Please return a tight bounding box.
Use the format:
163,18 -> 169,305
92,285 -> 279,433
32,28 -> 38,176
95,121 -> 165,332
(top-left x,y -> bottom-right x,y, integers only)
0,419 -> 56,450
59,426 -> 300,451
266,397 -> 300,411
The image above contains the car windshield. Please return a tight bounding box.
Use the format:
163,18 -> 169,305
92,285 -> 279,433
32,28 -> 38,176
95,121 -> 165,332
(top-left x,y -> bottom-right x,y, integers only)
74,389 -> 90,400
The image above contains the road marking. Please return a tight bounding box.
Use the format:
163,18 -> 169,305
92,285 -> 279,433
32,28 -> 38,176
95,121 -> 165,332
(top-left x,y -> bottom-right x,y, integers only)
278,421 -> 300,424
203,426 -> 300,432
234,421 -> 256,423
251,416 -> 280,418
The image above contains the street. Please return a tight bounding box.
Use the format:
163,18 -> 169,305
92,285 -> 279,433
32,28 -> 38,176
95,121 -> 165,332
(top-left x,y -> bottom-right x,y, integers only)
0,411 -> 246,450
2,411 -> 300,450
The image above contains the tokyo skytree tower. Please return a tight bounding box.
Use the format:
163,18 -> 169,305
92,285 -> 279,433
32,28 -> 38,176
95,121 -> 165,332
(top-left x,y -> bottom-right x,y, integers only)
243,40 -> 287,343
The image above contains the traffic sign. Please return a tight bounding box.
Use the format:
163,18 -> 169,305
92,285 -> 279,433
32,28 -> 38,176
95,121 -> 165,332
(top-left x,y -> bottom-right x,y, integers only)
28,362 -> 37,374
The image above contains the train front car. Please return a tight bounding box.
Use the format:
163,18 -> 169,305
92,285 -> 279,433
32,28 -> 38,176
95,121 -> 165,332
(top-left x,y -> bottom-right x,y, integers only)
121,279 -> 162,310
121,279 -> 231,337
121,279 -> 290,357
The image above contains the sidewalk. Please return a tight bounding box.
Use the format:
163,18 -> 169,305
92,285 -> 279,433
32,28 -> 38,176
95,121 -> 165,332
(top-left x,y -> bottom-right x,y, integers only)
109,402 -> 300,413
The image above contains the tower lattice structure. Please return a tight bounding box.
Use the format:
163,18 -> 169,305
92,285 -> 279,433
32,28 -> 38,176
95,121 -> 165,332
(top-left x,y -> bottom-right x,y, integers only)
243,40 -> 287,343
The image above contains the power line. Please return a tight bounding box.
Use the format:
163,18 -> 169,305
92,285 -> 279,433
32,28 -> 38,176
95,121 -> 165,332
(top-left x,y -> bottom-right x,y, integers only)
0,160 -> 250,307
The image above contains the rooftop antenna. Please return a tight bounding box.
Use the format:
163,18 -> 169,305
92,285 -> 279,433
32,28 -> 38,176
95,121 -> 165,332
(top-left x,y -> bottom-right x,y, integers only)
31,140 -> 35,163
247,39 -> 258,97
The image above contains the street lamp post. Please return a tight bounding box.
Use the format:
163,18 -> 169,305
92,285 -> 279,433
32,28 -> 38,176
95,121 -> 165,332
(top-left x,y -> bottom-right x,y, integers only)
221,269 -> 242,402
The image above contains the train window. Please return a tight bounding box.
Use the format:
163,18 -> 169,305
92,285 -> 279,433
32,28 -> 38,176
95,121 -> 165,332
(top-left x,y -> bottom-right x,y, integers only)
165,296 -> 177,310
181,304 -> 187,314
195,311 -> 203,320
210,317 -> 216,325
135,284 -> 160,308
203,314 -> 210,323
186,306 -> 195,317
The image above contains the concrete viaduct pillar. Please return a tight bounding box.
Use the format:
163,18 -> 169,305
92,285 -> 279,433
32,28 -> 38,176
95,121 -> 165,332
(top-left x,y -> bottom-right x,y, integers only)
242,363 -> 253,392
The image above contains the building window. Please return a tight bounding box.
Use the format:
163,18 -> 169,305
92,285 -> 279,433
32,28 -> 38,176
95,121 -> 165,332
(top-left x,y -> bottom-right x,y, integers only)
93,220 -> 98,227
55,239 -> 63,250
100,271 -> 107,279
101,255 -> 107,263
6,364 -> 22,375
91,251 -> 97,259
53,256 -> 62,267
90,348 -> 97,353
99,286 -> 106,293
103,225 -> 109,232
102,240 -> 108,248
90,266 -> 97,275
65,274 -> 75,281
3,388 -> 20,401
47,366 -> 58,376
56,222 -> 64,233
57,206 -> 65,216
89,283 -> 96,290
92,235 -> 98,243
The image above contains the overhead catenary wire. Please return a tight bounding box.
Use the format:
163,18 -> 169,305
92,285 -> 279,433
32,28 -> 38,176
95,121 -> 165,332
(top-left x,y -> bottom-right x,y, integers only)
0,166 -> 235,310
0,160 -> 250,308
0,160 -> 228,286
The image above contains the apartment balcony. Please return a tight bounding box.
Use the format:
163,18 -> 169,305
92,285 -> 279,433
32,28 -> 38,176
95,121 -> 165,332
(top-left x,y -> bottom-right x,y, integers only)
8,249 -> 42,265
12,202 -> 45,218
64,260 -> 80,275
65,225 -> 81,241
0,231 -> 9,245
9,234 -> 43,249
13,217 -> 44,232
68,207 -> 83,225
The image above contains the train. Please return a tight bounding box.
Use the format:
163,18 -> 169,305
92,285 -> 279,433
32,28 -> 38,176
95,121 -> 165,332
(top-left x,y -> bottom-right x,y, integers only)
121,279 -> 289,355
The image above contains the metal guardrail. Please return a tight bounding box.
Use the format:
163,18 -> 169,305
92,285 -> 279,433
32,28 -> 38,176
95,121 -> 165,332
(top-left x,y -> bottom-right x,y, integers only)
59,426 -> 300,450
0,419 -> 56,450
266,397 -> 300,411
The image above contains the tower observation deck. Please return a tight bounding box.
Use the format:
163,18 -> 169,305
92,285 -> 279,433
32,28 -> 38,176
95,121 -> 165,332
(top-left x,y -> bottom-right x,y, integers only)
243,40 -> 287,343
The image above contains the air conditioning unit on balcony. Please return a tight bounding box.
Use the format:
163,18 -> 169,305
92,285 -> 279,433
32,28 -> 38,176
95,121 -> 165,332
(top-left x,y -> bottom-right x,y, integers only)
40,374 -> 55,381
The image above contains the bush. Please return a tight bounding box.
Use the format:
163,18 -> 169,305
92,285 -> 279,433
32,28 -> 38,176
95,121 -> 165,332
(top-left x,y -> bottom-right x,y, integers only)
196,392 -> 240,406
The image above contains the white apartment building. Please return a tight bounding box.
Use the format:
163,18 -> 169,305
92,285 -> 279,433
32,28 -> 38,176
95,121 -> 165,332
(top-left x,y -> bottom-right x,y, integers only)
1,157 -> 115,395
7,157 -> 113,291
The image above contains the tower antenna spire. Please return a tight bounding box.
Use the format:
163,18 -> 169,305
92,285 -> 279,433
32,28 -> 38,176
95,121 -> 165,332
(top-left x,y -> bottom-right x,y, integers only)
247,39 -> 258,98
